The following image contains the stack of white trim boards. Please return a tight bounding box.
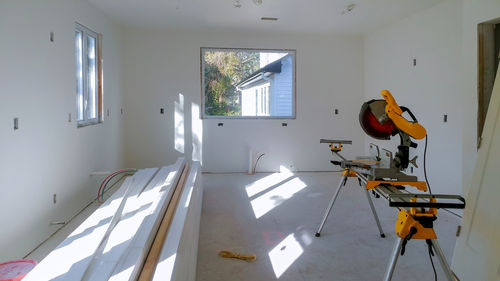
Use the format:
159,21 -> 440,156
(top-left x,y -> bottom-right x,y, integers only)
24,158 -> 202,281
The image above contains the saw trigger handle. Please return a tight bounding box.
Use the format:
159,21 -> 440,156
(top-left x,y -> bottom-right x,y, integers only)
380,90 -> 427,140
401,227 -> 418,256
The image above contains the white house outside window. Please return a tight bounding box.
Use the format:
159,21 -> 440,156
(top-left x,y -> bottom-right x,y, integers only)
201,48 -> 296,119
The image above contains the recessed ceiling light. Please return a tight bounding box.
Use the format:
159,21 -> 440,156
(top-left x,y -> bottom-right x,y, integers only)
341,3 -> 356,15
261,17 -> 278,21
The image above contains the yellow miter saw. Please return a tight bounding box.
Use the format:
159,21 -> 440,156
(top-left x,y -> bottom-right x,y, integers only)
316,90 -> 465,281
359,89 -> 425,173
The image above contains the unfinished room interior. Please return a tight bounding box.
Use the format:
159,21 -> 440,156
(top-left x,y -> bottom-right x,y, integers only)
1,0 -> 500,280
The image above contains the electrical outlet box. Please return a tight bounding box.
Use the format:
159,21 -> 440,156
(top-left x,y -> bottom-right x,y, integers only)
13,118 -> 19,130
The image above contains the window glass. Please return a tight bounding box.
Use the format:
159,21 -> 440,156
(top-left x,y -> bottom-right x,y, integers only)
201,48 -> 295,118
75,31 -> 84,121
87,35 -> 97,120
75,23 -> 101,126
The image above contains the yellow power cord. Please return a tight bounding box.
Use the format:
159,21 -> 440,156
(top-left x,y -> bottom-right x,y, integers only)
218,250 -> 257,262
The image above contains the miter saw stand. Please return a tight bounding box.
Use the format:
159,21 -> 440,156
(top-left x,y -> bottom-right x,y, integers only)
315,139 -> 465,281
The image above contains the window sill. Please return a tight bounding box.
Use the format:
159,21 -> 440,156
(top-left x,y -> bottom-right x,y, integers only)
201,115 -> 296,120
77,121 -> 102,128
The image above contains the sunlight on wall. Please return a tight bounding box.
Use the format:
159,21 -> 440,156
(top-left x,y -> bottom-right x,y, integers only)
191,103 -> 203,164
268,233 -> 304,278
175,93 -> 185,153
250,177 -> 307,219
245,172 -> 293,198
279,165 -> 292,173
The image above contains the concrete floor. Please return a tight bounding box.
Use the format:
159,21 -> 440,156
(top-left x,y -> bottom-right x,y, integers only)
24,172 -> 460,281
196,172 -> 461,281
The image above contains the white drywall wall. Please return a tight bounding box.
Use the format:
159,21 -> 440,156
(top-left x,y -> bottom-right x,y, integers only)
120,29 -> 365,172
363,0 -> 464,196
0,0 -> 123,261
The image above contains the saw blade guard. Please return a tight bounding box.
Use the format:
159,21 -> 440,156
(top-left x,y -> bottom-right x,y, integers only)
359,90 -> 427,140
359,99 -> 397,140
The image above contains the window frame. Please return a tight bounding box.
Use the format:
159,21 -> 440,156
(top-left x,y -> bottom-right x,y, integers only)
75,22 -> 103,127
200,47 -> 297,119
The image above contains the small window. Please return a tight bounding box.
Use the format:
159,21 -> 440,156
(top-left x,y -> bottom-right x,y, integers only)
201,48 -> 296,119
75,23 -> 102,127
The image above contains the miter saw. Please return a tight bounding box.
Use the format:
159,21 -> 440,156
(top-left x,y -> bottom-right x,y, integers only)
315,90 -> 465,281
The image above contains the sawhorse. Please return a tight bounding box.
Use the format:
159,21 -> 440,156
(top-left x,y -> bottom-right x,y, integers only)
315,168 -> 385,238
315,168 -> 463,281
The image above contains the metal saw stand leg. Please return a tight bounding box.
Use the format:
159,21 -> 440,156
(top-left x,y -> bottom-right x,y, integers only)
363,188 -> 385,238
383,237 -> 404,281
315,170 -> 349,237
383,238 -> 456,281
430,239 -> 456,281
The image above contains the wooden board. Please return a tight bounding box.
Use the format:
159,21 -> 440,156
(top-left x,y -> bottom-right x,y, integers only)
137,163 -> 190,281
23,169 -> 155,281
151,162 -> 201,281
80,166 -> 167,281
85,159 -> 185,281
67,168 -> 159,281
170,164 -> 202,281
452,47 -> 500,281
23,158 -> 201,281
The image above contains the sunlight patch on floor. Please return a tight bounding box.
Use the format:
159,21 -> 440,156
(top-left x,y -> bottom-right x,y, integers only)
268,233 -> 304,278
245,172 -> 293,198
250,177 -> 307,219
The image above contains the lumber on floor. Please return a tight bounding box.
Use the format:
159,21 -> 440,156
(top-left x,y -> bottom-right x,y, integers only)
23,168 -> 158,281
23,158 -> 204,281
138,164 -> 190,281
90,159 -> 185,281
152,162 -> 202,281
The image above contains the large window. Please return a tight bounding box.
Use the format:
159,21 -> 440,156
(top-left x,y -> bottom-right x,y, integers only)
201,48 -> 296,118
75,23 -> 102,127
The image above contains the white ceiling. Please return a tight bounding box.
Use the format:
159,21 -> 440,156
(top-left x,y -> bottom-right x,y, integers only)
86,0 -> 444,34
